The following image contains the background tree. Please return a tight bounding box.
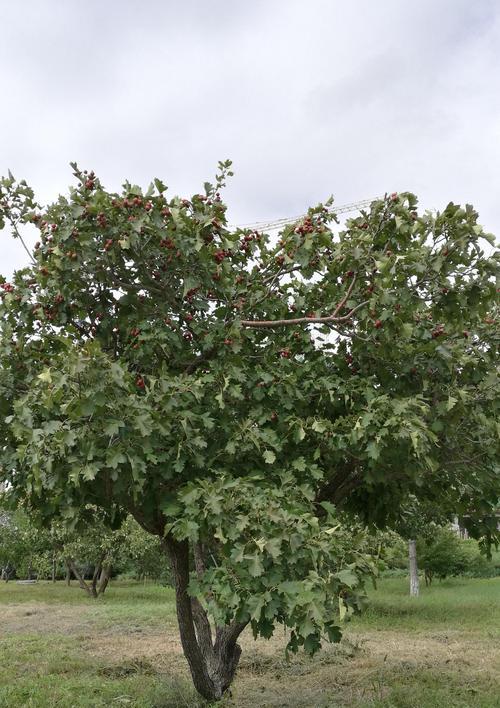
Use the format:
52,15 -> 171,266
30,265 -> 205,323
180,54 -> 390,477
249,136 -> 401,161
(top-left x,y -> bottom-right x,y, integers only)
119,515 -> 171,582
0,164 -> 498,700
0,504 -> 53,581
53,511 -> 126,597
391,497 -> 454,597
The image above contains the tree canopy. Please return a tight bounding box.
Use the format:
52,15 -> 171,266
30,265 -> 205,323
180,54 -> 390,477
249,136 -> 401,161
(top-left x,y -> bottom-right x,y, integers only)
1,163 -> 498,699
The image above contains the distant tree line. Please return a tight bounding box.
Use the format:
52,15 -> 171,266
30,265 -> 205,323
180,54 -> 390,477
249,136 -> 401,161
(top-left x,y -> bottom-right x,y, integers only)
0,505 -> 170,591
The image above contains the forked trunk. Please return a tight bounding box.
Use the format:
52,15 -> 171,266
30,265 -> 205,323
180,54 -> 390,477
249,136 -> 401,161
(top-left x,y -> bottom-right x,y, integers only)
66,557 -> 108,598
164,536 -> 247,701
409,539 -> 419,597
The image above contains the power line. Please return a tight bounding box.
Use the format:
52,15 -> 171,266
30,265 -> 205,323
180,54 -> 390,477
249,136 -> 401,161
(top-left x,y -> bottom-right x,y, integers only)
232,197 -> 380,231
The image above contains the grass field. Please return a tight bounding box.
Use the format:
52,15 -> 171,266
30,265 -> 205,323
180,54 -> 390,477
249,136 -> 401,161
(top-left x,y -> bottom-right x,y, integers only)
1,576 -> 499,707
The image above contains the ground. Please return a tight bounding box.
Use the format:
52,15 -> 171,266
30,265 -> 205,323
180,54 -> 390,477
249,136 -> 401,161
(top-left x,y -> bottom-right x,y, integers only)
0,577 -> 499,707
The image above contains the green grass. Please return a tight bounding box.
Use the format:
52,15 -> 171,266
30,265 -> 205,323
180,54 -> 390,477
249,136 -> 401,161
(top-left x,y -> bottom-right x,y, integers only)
352,575 -> 500,635
0,577 -> 499,707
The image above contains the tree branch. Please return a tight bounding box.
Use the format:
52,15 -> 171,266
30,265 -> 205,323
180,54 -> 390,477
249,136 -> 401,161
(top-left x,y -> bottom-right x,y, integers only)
239,277 -> 368,328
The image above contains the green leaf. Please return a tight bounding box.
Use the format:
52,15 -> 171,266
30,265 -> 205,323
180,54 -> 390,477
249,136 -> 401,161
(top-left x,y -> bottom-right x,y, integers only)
247,552 -> 264,577
37,370 -> 52,383
334,569 -> 358,588
312,420 -> 327,433
106,448 -> 127,469
294,425 -> 306,442
263,450 -> 276,464
135,413 -> 153,437
366,441 -> 380,460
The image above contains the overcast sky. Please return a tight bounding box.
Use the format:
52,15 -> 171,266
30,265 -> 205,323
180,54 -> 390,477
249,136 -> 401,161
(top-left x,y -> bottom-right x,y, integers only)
1,0 -> 499,276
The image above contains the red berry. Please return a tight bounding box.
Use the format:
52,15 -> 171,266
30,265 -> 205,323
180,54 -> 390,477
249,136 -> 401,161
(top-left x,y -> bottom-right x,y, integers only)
136,377 -> 145,389
374,319 -> 382,329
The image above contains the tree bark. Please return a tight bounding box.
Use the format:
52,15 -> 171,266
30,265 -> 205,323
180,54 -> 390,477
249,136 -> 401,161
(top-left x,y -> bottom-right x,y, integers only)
98,564 -> 110,595
65,561 -> 72,586
409,539 -> 419,597
163,536 -> 247,701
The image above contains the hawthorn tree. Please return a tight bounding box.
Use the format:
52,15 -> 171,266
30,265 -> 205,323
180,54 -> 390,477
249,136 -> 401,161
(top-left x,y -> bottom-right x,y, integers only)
0,163 -> 498,700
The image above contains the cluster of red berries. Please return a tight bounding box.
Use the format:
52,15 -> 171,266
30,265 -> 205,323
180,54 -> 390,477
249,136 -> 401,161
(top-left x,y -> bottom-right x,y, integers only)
0,282 -> 14,293
214,249 -> 230,264
136,377 -> 145,389
431,324 -> 445,339
97,213 -> 107,228
130,327 -> 140,337
84,172 -> 96,190
279,349 -> 290,358
240,233 -> 254,251
294,217 -> 315,235
104,239 -> 113,251
184,287 -> 199,302
160,237 -> 176,249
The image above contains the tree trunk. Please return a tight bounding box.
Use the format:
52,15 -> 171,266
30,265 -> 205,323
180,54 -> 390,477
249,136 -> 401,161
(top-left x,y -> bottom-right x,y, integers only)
409,539 -> 419,597
91,561 -> 102,597
98,565 -> 110,595
163,536 -> 247,701
66,558 -> 98,598
52,553 -> 57,583
65,562 -> 72,586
